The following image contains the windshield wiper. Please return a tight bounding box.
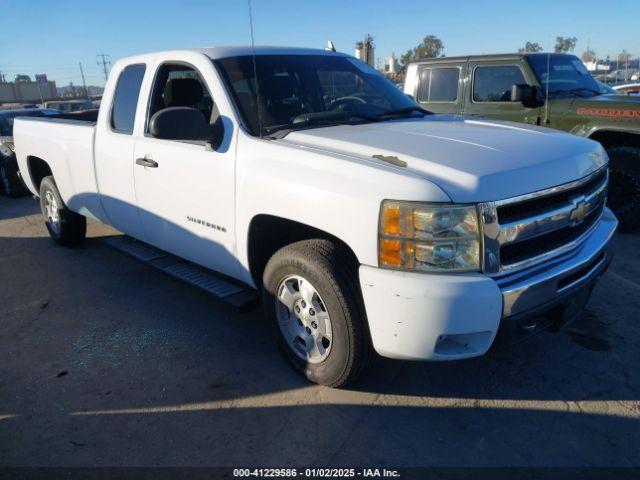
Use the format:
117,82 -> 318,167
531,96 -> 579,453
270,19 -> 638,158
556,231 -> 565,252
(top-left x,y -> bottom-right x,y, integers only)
263,106 -> 431,139
264,111 -> 381,139
373,106 -> 432,118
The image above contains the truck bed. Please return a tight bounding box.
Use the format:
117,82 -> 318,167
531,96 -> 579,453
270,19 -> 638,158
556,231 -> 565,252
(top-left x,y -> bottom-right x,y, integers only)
34,109 -> 99,125
13,110 -> 105,222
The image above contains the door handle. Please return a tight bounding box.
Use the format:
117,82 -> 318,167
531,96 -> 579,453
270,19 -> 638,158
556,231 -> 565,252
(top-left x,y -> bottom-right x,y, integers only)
136,156 -> 158,168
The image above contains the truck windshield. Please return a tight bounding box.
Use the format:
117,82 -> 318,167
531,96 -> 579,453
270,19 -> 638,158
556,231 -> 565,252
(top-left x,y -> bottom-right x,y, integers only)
216,54 -> 423,137
528,55 -> 601,99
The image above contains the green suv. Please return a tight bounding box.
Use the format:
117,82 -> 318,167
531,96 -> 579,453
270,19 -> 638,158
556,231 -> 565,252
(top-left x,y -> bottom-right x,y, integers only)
405,53 -> 640,231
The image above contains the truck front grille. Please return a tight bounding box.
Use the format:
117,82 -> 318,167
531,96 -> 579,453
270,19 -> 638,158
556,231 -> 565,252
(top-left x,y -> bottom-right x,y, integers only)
480,167 -> 608,274
499,201 -> 604,266
497,168 -> 607,224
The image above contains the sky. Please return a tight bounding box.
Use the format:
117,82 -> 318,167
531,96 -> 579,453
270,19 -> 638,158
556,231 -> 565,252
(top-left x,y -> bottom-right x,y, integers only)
1,0 -> 638,87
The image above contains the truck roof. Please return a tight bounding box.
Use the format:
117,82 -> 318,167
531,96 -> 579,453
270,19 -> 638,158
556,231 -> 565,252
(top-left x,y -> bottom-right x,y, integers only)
118,46 -> 349,65
194,46 -> 348,59
111,46 -> 350,70
409,52 -> 578,65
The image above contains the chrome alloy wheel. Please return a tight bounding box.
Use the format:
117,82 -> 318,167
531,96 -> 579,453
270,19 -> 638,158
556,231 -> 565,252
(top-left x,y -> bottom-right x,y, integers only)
275,275 -> 333,364
44,190 -> 61,235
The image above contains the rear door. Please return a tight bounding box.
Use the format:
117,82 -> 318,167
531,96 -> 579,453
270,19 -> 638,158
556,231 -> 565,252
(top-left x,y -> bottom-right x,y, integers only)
94,63 -> 147,239
414,62 -> 466,114
132,58 -> 242,279
463,60 -> 541,124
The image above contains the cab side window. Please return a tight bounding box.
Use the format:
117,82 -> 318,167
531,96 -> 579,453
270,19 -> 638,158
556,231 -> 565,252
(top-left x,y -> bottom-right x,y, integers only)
473,66 -> 526,102
111,64 -> 146,134
147,63 -> 214,131
417,67 -> 459,102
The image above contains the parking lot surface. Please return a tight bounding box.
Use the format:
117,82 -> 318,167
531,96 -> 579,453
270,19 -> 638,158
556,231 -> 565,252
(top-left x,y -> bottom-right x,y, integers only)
1,195 -> 639,467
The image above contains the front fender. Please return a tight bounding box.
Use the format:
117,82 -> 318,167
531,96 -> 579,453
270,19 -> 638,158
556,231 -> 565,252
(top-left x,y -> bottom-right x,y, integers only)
234,133 -> 451,284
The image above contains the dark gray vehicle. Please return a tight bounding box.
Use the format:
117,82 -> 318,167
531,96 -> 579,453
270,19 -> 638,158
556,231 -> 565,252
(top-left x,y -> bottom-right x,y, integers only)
0,109 -> 59,197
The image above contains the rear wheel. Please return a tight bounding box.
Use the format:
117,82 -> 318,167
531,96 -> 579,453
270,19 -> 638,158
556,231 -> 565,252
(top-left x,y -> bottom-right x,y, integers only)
39,176 -> 86,246
262,239 -> 370,387
606,147 -> 640,233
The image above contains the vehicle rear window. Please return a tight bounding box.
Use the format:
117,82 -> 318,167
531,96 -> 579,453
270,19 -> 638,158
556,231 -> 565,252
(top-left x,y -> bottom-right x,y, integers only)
417,67 -> 459,102
111,64 -> 146,134
473,65 -> 526,102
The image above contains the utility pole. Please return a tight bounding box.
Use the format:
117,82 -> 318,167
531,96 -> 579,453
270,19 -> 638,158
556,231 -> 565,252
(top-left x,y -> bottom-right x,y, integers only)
79,62 -> 88,98
97,53 -> 111,81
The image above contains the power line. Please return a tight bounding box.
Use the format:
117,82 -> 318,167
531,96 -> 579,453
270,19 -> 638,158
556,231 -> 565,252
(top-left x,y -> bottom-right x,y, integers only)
97,54 -> 111,81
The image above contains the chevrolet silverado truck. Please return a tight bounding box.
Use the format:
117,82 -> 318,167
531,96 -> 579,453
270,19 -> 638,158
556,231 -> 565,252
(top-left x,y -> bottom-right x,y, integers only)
404,53 -> 640,231
13,47 -> 617,387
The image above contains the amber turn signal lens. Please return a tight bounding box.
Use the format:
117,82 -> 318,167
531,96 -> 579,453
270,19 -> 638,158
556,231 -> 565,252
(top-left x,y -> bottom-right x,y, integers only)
381,205 -> 400,236
379,238 -> 401,266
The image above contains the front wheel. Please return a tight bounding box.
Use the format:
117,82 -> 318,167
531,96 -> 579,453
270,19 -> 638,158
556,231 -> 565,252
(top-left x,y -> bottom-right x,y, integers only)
39,176 -> 86,246
262,239 -> 370,387
607,147 -> 640,233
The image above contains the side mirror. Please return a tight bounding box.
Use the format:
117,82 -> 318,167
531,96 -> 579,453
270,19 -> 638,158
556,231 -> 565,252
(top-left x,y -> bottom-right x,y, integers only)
511,84 -> 544,108
149,107 -> 222,143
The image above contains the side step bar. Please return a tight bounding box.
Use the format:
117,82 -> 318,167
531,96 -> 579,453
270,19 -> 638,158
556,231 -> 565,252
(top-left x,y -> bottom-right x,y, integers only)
103,235 -> 259,312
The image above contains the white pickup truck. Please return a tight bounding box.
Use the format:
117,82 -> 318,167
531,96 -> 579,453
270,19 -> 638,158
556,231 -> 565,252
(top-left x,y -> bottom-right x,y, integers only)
14,47 -> 617,387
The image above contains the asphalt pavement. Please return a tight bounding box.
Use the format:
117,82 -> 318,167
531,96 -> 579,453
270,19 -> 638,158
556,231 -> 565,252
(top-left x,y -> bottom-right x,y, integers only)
1,195 -> 639,469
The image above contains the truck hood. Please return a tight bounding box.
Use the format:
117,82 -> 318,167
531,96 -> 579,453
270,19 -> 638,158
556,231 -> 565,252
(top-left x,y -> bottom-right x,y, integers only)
281,116 -> 606,202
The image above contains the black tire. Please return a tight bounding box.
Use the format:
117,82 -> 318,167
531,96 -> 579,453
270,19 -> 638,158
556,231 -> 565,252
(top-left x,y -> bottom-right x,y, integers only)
607,146 -> 640,233
0,155 -> 28,198
39,176 -> 86,246
262,239 -> 370,387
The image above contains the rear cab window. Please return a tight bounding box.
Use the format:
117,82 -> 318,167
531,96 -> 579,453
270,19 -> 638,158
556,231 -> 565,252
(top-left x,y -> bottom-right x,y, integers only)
417,67 -> 460,102
111,64 -> 146,134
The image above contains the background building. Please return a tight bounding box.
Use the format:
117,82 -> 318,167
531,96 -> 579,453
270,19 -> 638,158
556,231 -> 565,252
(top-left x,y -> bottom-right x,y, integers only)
0,74 -> 57,104
355,34 -> 375,67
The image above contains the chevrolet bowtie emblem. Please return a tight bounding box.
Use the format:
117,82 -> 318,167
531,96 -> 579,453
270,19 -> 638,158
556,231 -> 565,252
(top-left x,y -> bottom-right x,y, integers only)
569,196 -> 588,227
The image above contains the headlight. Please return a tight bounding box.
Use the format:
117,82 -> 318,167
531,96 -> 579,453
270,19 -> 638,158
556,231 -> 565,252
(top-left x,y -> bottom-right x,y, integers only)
379,201 -> 481,272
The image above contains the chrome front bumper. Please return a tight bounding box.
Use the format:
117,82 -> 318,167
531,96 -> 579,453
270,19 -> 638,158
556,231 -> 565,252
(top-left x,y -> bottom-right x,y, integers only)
358,208 -> 617,361
495,207 -> 617,340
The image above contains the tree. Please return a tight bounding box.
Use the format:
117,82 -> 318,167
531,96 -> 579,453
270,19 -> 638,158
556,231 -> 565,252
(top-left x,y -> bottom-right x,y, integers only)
618,49 -> 632,64
400,35 -> 444,64
518,42 -> 543,53
581,48 -> 596,64
400,49 -> 414,66
554,36 -> 577,53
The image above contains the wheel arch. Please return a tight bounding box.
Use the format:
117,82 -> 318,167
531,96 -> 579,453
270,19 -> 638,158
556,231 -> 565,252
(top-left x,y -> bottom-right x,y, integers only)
26,155 -> 53,195
585,127 -> 640,150
246,214 -> 361,288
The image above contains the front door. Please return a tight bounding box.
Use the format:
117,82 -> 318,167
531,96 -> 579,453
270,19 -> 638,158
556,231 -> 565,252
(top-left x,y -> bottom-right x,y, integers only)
132,61 -> 241,279
463,61 -> 541,125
